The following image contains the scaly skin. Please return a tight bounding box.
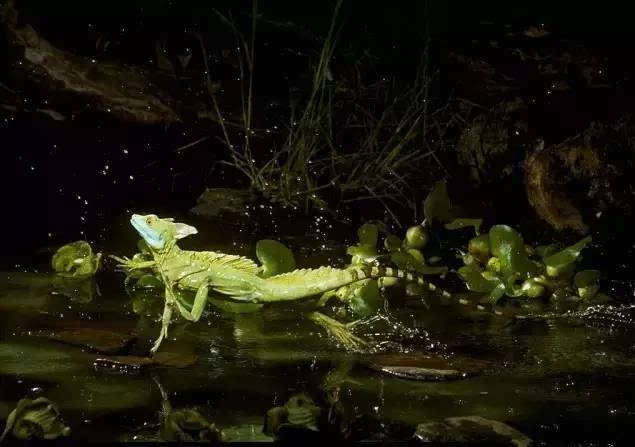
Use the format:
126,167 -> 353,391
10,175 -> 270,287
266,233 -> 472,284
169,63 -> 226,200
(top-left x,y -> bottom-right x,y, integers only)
113,214 -> 452,353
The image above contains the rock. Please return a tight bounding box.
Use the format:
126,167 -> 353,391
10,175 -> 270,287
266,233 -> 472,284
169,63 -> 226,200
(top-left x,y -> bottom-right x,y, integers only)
415,416 -> 531,446
525,121 -> 635,233
525,141 -> 588,233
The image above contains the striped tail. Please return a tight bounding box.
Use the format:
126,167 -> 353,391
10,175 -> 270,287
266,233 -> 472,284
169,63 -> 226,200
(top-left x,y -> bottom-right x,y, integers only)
345,264 -> 452,298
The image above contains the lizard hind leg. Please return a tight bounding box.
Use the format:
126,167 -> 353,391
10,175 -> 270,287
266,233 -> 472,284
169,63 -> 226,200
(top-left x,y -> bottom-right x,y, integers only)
151,299 -> 174,354
308,312 -> 367,351
175,283 -> 210,322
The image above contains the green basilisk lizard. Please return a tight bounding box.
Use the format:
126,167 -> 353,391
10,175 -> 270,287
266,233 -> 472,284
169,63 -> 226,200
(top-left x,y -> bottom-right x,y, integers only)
112,214 -> 452,353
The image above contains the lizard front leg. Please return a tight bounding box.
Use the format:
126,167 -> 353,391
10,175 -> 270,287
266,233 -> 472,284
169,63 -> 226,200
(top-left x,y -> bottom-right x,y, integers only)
109,255 -> 156,272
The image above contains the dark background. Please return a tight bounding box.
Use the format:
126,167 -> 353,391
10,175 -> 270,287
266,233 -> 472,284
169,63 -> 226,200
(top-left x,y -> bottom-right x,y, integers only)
2,0 -> 634,260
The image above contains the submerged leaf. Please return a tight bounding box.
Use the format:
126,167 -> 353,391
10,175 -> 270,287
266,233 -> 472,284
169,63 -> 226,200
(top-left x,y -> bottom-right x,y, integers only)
544,236 -> 592,277
51,241 -> 101,277
1,397 -> 70,441
256,240 -> 296,278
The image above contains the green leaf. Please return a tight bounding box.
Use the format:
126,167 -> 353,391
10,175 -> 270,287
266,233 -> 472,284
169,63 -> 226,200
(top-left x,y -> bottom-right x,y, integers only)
407,248 -> 425,265
489,225 -> 537,279
468,234 -> 490,262
357,223 -> 379,247
521,278 -> 546,298
346,244 -> 378,262
136,274 -> 163,288
544,236 -> 592,277
256,240 -> 296,278
444,218 -> 483,235
574,269 -> 600,299
349,280 -> 382,317
535,244 -> 560,259
51,241 -> 101,277
486,256 -> 501,273
458,265 -> 502,293
405,225 -> 429,249
423,181 -> 454,224
389,252 -> 417,271
383,235 -> 402,252
503,272 -> 526,297
485,282 -> 507,304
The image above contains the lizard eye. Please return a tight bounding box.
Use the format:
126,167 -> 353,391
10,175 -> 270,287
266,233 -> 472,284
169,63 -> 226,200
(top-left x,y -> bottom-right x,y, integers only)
146,218 -> 152,224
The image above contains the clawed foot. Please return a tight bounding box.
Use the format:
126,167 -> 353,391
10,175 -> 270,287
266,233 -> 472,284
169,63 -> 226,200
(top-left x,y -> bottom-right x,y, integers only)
150,327 -> 167,354
308,312 -> 368,351
109,254 -> 155,272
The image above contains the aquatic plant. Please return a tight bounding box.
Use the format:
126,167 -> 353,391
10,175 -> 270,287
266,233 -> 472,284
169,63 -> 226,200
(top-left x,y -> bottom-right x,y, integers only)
457,224 -> 605,309
154,377 -> 221,442
1,397 -> 70,441
319,220 -> 448,318
255,239 -> 296,278
205,1 -> 459,218
264,393 -> 322,439
51,241 -> 101,277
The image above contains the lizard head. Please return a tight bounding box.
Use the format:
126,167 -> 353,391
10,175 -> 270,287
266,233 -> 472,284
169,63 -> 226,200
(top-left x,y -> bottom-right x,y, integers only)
130,214 -> 198,250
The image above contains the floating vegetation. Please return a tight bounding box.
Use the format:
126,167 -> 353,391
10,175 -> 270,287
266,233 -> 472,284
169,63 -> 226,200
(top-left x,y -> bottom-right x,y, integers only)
457,224 -> 608,311
51,241 -> 102,277
264,393 -> 322,439
255,239 -> 297,278
1,397 -> 70,442
155,377 -> 221,443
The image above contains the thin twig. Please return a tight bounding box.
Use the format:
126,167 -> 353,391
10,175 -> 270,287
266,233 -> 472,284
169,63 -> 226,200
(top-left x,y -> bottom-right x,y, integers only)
174,135 -> 211,153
